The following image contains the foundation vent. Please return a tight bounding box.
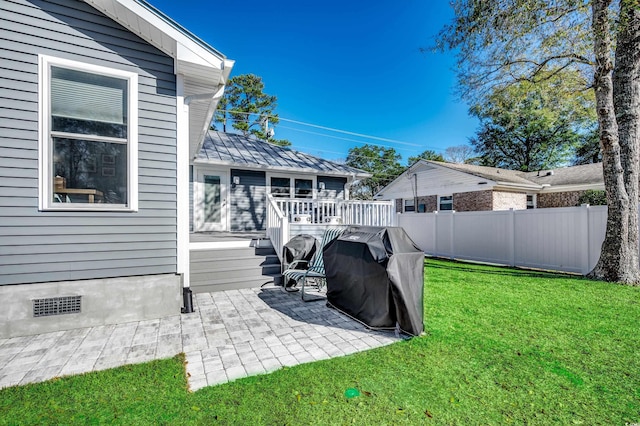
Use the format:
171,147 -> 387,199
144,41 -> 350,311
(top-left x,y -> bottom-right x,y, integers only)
33,296 -> 81,317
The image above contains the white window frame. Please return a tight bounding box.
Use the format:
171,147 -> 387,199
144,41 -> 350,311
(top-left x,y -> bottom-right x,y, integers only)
526,193 -> 537,209
38,55 -> 138,211
266,173 -> 316,199
438,195 -> 453,211
403,198 -> 415,212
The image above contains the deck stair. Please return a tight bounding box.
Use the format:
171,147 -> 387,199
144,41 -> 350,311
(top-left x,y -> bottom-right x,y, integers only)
190,238 -> 281,292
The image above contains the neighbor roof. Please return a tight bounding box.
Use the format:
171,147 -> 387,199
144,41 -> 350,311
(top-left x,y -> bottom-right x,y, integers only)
196,131 -> 371,178
523,163 -> 603,186
423,161 -> 540,186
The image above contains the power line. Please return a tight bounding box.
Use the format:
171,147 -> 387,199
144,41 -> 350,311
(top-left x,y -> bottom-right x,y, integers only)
277,125 -> 424,154
217,109 -> 426,148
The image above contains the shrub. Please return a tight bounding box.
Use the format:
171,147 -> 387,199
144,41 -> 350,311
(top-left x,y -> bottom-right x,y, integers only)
578,189 -> 607,205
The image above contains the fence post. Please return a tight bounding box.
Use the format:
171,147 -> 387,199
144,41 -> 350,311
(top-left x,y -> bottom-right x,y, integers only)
433,211 -> 438,257
508,208 -> 515,267
450,210 -> 455,260
581,204 -> 591,275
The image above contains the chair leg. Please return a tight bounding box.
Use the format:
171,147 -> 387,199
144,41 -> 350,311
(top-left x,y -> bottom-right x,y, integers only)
301,276 -> 326,302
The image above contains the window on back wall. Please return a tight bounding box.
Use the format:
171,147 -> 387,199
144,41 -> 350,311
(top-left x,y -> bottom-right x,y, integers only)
404,198 -> 415,212
439,195 -> 453,211
527,194 -> 536,209
269,176 -> 314,199
39,56 -> 138,211
270,177 -> 291,198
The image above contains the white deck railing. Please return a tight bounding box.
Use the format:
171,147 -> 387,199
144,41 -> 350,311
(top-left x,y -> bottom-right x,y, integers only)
267,195 -> 396,261
266,195 -> 289,263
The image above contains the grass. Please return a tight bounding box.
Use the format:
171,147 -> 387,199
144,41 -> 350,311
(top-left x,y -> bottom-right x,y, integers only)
1,258 -> 639,425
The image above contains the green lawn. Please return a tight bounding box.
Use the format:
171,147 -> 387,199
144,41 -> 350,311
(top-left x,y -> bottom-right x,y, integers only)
1,258 -> 639,425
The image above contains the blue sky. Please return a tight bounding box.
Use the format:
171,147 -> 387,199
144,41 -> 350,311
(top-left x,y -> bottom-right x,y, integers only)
151,0 -> 478,164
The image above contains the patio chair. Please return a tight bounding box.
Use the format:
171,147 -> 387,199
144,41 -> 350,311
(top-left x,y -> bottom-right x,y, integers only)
282,227 -> 344,301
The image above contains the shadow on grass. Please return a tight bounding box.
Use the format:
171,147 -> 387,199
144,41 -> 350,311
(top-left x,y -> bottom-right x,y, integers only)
426,258 -> 586,280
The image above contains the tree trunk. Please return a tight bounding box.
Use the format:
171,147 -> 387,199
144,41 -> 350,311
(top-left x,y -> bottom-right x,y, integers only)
613,0 -> 640,283
589,0 -> 640,284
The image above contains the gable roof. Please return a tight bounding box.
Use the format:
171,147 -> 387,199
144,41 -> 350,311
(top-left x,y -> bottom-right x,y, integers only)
523,163 -> 603,186
82,0 -> 234,158
196,131 -> 371,178
375,160 -> 605,199
423,161 -> 537,186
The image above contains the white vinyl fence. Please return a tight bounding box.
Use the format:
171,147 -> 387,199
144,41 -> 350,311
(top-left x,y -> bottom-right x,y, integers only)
398,205 -> 608,275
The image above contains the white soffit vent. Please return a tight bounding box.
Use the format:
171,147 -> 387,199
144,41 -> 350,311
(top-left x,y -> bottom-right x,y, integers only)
33,296 -> 82,317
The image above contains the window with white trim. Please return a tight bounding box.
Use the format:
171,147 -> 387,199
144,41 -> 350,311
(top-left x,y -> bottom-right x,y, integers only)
439,195 -> 453,211
404,198 -> 415,212
269,176 -> 314,199
526,194 -> 536,209
39,56 -> 138,211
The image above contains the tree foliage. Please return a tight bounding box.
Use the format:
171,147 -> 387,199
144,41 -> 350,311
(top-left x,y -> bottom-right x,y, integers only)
469,75 -> 591,171
215,74 -> 291,146
345,145 -> 404,200
444,144 -> 475,164
578,189 -> 607,206
437,0 -> 640,283
407,149 -> 444,165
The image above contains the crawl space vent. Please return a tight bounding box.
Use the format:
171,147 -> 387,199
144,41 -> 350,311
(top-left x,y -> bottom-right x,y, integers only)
33,296 -> 81,317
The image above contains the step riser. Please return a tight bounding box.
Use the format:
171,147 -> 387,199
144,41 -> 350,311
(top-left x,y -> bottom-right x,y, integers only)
191,257 -> 280,272
191,265 -> 281,281
191,278 -> 277,293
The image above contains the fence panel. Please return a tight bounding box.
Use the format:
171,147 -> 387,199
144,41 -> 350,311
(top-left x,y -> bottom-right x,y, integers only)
397,205 -> 610,275
452,210 -> 514,265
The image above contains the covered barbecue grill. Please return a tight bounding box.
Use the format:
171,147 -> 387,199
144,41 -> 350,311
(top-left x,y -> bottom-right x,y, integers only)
323,225 -> 424,336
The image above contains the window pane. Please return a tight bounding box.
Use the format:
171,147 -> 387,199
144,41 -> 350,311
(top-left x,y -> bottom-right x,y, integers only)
204,176 -> 221,222
439,196 -> 453,211
295,179 -> 313,198
271,177 -> 290,197
51,67 -> 127,138
404,199 -> 415,212
53,138 -> 127,204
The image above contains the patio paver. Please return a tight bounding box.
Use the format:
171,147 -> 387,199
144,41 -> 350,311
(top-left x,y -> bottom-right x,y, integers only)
0,286 -> 401,392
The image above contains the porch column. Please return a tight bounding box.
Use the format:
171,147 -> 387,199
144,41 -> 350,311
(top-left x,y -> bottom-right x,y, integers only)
176,74 -> 190,289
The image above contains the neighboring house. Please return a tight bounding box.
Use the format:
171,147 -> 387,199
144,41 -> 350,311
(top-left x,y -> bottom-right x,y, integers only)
0,0 -> 233,338
375,160 -> 605,213
190,131 -> 371,232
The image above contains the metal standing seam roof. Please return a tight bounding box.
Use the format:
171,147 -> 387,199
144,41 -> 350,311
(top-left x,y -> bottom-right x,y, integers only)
196,131 -> 371,177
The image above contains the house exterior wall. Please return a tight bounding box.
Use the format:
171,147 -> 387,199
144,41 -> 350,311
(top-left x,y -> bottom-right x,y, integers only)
0,0 -> 179,336
317,176 -> 346,199
395,198 -> 402,213
417,195 -> 437,212
537,191 -> 585,208
230,169 -> 266,231
452,190 -> 493,212
493,191 -> 527,210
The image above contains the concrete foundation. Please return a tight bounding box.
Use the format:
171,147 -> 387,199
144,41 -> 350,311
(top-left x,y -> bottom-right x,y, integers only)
0,274 -> 182,338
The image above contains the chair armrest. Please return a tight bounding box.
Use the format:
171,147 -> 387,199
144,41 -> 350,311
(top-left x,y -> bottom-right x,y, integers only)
286,260 -> 308,270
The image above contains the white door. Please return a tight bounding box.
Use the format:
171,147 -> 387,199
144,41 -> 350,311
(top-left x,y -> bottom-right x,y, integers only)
195,168 -> 228,232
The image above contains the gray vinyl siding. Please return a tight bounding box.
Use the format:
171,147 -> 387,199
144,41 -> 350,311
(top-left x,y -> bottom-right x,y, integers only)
318,176 -> 347,199
0,0 -> 178,285
230,169 -> 266,232
189,166 -> 194,232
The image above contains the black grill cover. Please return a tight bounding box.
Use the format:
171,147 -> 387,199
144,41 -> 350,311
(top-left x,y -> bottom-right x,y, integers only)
323,226 -> 424,336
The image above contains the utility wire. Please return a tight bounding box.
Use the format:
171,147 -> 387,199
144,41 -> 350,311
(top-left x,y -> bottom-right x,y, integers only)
216,109 -> 429,149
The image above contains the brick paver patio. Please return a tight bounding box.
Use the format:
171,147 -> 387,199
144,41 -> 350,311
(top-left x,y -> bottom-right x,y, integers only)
0,286 -> 400,391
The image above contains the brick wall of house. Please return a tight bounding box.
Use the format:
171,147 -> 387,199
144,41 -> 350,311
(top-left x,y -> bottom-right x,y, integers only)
452,190 -> 493,211
493,191 -> 527,210
537,191 -> 585,208
417,195 -> 438,212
